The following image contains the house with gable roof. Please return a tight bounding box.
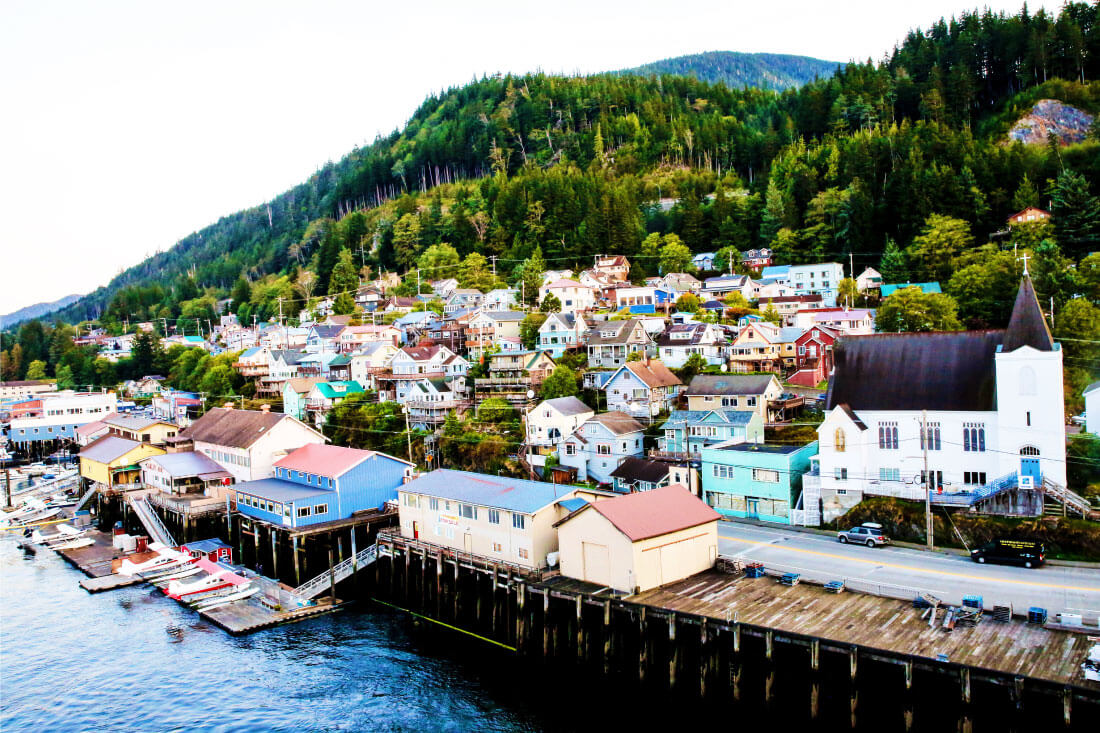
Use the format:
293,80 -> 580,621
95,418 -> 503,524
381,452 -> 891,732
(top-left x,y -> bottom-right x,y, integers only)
585,318 -> 654,369
684,374 -> 784,422
234,444 -> 413,528
539,278 -> 596,314
305,380 -> 366,426
593,254 -> 630,282
559,411 -> 646,484
524,396 -> 594,468
601,359 -> 683,419
282,377 -> 323,421
537,312 -> 585,357
658,409 -> 765,455
656,322 -> 727,368
807,276 -> 1083,526
378,344 -> 469,403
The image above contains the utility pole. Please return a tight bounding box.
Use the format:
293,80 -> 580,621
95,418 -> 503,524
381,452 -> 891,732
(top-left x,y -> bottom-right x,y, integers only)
403,407 -> 414,464
1050,296 -> 1054,328
849,252 -> 854,279
490,255 -> 497,278
922,409 -> 932,551
416,269 -> 421,295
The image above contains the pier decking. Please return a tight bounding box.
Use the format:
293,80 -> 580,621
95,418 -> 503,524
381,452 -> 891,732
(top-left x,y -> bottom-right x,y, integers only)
201,597 -> 346,634
631,569 -> 1098,689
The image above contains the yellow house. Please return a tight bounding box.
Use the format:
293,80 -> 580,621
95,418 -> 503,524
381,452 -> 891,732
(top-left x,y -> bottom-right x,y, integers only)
102,415 -> 179,444
80,435 -> 166,489
555,484 -> 720,593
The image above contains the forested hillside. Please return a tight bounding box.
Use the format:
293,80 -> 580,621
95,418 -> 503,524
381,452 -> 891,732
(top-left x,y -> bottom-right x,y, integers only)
3,4 -> 1098,404
618,51 -> 839,91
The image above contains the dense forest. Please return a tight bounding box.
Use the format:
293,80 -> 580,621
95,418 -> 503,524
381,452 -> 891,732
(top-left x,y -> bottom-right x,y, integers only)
3,3 -> 1100,409
618,51 -> 840,91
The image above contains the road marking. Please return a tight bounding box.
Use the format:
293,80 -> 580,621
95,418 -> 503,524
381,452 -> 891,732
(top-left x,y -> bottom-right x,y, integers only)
718,534 -> 1100,593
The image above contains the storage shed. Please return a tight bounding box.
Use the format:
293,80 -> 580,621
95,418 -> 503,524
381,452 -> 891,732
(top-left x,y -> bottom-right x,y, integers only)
554,484 -> 720,594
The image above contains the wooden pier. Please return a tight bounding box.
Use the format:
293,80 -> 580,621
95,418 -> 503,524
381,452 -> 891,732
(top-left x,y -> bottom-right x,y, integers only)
201,597 -> 346,635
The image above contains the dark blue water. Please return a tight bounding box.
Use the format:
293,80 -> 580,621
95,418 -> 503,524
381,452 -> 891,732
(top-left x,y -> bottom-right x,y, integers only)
2,537 -> 613,732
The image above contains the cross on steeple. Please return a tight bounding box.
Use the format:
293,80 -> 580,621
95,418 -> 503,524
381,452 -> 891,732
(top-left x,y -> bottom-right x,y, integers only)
1017,253 -> 1031,277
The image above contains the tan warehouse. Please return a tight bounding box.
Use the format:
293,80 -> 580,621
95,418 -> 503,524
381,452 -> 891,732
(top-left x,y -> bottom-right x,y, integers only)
555,484 -> 720,594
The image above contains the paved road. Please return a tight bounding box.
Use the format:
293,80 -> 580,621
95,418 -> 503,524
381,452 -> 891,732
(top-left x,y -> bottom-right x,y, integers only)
718,521 -> 1100,615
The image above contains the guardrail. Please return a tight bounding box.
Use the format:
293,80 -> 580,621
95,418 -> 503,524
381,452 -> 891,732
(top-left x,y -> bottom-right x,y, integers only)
293,544 -> 378,599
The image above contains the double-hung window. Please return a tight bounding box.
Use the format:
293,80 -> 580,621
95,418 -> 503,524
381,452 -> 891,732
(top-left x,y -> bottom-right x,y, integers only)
512,513 -> 525,530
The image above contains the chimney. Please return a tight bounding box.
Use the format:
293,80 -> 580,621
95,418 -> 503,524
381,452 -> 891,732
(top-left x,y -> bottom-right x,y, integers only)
260,404 -> 271,413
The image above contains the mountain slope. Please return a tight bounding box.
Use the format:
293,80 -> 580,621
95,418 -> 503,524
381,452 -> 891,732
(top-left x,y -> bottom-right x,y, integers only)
1,294 -> 82,329
619,51 -> 840,90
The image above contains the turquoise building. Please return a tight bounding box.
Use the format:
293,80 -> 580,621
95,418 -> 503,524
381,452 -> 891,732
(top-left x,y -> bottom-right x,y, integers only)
659,410 -> 765,455
700,440 -> 818,524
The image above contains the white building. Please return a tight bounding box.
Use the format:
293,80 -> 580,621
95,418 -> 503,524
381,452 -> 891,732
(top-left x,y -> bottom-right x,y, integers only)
1086,382 -> 1100,436
539,279 -> 596,315
559,411 -> 646,484
7,390 -> 119,445
655,322 -> 727,368
601,359 -> 683,419
808,277 -> 1071,524
524,396 -> 594,468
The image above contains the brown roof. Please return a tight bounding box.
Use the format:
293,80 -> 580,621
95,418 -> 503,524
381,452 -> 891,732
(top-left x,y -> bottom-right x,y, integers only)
589,411 -> 645,435
624,360 -> 682,389
581,484 -> 719,542
181,407 -> 306,449
400,345 -> 443,361
1002,276 -> 1054,353
285,377 -> 323,395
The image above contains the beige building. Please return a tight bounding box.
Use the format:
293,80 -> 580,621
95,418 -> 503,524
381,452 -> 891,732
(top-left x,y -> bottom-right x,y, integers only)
555,484 -> 720,593
0,380 -> 57,399
397,469 -> 580,570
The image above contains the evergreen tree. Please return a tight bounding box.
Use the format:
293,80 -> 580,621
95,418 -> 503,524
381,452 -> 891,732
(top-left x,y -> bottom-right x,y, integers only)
1049,169 -> 1100,260
520,245 -> 545,307
332,292 -> 357,315
1012,175 -> 1040,212
905,215 -> 973,283
230,277 -> 252,315
393,214 -> 422,271
879,238 -> 908,283
328,250 -> 360,295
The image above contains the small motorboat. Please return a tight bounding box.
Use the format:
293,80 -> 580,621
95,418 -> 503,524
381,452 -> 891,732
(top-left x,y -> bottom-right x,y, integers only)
7,508 -> 61,528
0,499 -> 48,527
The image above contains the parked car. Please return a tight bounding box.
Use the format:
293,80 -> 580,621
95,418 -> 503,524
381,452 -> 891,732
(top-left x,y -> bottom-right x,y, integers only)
970,539 -> 1045,568
837,522 -> 890,547
1070,413 -> 1086,426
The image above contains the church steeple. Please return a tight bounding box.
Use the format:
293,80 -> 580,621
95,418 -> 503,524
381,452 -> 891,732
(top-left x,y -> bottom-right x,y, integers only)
1002,275 -> 1054,352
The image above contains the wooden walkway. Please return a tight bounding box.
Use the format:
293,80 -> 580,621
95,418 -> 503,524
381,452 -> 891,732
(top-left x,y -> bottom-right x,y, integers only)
55,529 -> 123,578
631,570 -> 1098,689
200,597 -> 345,634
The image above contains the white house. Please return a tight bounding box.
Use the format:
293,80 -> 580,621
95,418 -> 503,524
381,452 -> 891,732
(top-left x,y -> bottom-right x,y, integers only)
655,323 -> 727,368
181,406 -> 327,483
382,345 -> 469,403
593,255 -> 630,282
601,359 -> 683,419
525,396 -> 594,468
559,411 -> 646,484
856,267 -> 883,293
701,275 -> 755,301
794,308 -> 875,334
808,276 -> 1071,525
1085,382 -> 1100,436
539,278 -> 596,315
585,318 -> 654,368
349,342 -> 399,387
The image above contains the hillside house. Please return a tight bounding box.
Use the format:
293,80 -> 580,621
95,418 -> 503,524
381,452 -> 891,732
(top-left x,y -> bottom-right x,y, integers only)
701,440 -> 818,524
537,312 -> 585,358
539,279 -> 596,315
658,409 -> 765,455
404,378 -> 467,428
655,322 -> 727,368
378,345 -> 468,403
788,326 -> 840,387
1007,207 -> 1051,225
685,374 -> 784,422
337,325 -> 400,352
593,254 -> 630,282
740,248 -> 773,268
465,310 -> 525,359
305,380 -> 366,426
601,359 -> 683,420
585,318 -> 654,369
281,377 -> 323,421
559,411 -> 646,484
524,396 -> 594,469
444,289 -> 483,314
856,267 -> 883,293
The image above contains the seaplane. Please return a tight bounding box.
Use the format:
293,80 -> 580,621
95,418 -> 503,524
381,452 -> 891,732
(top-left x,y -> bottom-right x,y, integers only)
118,546 -> 193,578
166,559 -> 249,601
31,524 -> 87,546
1,500 -> 61,528
191,586 -> 258,612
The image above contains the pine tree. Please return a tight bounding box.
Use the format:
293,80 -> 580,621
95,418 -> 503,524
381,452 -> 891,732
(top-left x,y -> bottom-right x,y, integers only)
521,245 -> 545,306
328,250 -> 359,295
879,238 -> 908,283
1049,169 -> 1100,260
1012,175 -> 1039,212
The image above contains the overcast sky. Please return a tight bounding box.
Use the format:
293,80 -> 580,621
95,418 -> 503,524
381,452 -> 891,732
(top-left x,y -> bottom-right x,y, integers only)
0,0 -> 1050,314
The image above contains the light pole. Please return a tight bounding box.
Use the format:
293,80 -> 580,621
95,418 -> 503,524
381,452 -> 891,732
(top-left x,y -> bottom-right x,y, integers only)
402,405 -> 413,465
921,410 -> 932,550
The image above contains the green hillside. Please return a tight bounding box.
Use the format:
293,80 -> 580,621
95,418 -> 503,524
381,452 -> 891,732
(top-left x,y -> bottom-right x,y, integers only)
618,51 -> 839,91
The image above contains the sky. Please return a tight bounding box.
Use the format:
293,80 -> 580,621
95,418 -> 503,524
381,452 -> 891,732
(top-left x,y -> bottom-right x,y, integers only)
0,0 -> 1051,315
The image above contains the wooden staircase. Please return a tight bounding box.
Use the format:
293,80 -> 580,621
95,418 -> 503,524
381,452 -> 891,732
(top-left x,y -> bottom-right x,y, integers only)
1041,478 -> 1099,520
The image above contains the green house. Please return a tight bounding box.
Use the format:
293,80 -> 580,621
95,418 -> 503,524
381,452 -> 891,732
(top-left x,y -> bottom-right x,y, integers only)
700,440 -> 818,524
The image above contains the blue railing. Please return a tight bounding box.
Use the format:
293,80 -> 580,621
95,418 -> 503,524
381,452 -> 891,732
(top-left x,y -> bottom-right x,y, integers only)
930,471 -> 1018,507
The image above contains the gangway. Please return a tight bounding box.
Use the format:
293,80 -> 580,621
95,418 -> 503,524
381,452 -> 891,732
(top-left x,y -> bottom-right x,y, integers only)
125,494 -> 177,547
292,544 -> 378,600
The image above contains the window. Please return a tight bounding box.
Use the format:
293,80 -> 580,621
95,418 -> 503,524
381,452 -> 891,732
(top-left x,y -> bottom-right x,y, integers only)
512,513 -> 526,530
746,397 -> 757,407
834,429 -> 846,452
517,548 -> 529,560
1025,411 -> 1031,427
879,467 -> 900,482
597,444 -> 611,455
963,471 -> 987,486
459,504 -> 476,519
752,468 -> 780,483
492,542 -> 503,553
297,506 -> 312,518
963,423 -> 985,452
713,464 -> 733,479
314,503 -> 328,515
565,444 -> 576,456
1020,445 -> 1040,456
488,509 -> 500,524
919,423 -> 941,451
834,467 -> 847,481
403,494 -> 419,508
877,422 -> 898,450
429,497 -> 439,511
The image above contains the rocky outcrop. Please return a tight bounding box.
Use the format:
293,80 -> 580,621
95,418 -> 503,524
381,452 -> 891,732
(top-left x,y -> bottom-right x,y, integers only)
1008,98 -> 1095,145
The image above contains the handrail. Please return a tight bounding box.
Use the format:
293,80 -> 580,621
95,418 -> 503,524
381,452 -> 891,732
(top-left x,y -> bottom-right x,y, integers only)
126,494 -> 177,546
293,544 -> 378,599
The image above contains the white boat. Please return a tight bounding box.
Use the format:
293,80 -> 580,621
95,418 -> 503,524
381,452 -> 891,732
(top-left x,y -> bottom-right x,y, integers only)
0,499 -> 48,526
193,587 -> 258,611
8,508 -> 61,527
46,493 -> 77,508
150,565 -> 202,583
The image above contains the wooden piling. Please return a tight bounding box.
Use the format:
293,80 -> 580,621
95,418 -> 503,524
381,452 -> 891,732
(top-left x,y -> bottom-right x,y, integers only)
638,607 -> 648,683
668,613 -> 678,690
575,595 -> 584,664
603,600 -> 612,676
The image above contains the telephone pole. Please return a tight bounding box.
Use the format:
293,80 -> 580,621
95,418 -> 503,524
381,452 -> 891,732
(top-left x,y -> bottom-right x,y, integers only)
490,255 -> 497,278
922,409 -> 932,550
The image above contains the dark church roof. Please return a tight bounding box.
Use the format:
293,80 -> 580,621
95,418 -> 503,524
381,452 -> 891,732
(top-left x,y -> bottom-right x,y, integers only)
1001,276 -> 1055,352
826,331 -> 1005,412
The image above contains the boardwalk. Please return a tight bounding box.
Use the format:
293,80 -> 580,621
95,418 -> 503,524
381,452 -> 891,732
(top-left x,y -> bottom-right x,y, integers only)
632,570 -> 1098,689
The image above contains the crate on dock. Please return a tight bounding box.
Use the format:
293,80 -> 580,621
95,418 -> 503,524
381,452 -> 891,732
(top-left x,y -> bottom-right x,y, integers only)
824,580 -> 844,594
778,572 -> 800,586
962,595 -> 983,609
991,605 -> 1012,622
744,563 -> 765,578
1028,607 -> 1047,625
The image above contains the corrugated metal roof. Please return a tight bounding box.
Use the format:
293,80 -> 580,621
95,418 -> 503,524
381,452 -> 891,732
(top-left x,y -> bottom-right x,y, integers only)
182,408 -> 310,449
573,484 -> 720,542
313,381 -> 365,399
542,396 -> 593,417
234,478 -> 335,503
687,374 -> 775,396
400,469 -> 575,514
275,443 -> 409,477
143,451 -> 229,478
79,435 -> 145,463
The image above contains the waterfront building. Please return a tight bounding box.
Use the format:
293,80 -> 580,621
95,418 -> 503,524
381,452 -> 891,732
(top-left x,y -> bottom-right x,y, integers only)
80,435 -> 166,491
0,380 -> 58,400
234,444 -> 412,528
179,538 -> 234,563
811,276 -> 1071,523
700,440 -> 818,524
554,484 -> 719,593
7,390 -> 118,445
140,451 -> 232,496
396,469 -> 579,570
102,414 -> 179,445
181,406 -> 327,483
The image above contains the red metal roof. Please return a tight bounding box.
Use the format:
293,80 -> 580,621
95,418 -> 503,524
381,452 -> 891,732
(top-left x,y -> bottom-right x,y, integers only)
586,484 -> 719,542
274,443 -> 376,478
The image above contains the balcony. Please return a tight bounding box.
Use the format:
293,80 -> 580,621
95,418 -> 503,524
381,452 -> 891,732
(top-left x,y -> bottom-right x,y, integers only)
233,363 -> 269,377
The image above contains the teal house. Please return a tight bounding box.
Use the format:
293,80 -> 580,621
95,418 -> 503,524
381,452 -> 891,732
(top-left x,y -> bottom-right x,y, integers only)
700,440 -> 818,524
659,410 -> 765,456
880,282 -> 941,297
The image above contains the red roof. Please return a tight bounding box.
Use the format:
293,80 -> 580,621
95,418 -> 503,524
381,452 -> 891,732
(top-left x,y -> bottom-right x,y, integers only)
585,484 -> 719,542
274,443 -> 376,478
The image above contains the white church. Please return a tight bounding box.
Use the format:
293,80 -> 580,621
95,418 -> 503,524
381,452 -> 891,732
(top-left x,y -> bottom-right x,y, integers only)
800,275 -> 1086,525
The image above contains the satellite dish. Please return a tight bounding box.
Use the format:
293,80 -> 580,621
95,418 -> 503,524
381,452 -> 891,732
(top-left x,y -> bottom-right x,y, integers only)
526,390 -> 536,399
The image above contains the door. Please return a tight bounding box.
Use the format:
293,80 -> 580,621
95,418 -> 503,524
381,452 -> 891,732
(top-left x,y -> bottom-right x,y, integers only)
582,542 -> 611,587
463,533 -> 472,552
412,521 -> 420,540
746,499 -> 759,519
1020,457 -> 1041,484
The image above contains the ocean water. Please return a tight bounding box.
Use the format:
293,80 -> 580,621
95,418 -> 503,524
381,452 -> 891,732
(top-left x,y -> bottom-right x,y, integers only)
0,537 -> 686,732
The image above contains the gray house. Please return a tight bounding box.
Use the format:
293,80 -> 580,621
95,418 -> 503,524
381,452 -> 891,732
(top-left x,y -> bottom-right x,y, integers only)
558,411 -> 646,484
